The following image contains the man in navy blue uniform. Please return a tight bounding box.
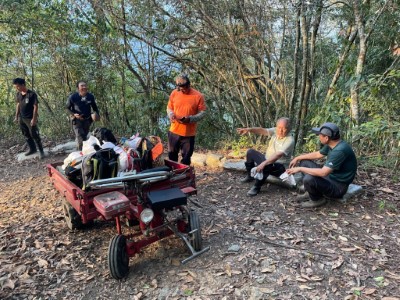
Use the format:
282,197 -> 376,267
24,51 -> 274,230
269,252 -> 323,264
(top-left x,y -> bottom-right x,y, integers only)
66,81 -> 100,150
13,78 -> 45,159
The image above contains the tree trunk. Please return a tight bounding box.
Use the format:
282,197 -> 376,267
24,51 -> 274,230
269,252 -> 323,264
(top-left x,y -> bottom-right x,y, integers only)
350,0 -> 367,125
294,1 -> 309,147
325,27 -> 358,101
289,3 -> 301,123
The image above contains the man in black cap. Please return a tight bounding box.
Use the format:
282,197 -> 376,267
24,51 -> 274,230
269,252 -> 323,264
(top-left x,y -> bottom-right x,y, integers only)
287,122 -> 357,208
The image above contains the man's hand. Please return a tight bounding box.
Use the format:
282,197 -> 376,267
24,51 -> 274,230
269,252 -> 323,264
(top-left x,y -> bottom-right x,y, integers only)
13,116 -> 19,123
236,128 -> 249,135
72,113 -> 84,120
168,112 -> 176,123
256,161 -> 265,173
30,118 -> 37,126
286,167 -> 300,175
289,157 -> 300,168
180,116 -> 190,124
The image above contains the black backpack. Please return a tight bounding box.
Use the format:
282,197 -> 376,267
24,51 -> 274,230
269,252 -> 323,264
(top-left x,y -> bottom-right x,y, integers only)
65,164 -> 83,188
92,127 -> 118,145
136,137 -> 154,170
82,148 -> 119,190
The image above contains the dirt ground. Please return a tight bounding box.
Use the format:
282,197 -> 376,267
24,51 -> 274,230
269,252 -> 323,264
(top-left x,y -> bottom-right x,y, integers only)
1,140 -> 400,300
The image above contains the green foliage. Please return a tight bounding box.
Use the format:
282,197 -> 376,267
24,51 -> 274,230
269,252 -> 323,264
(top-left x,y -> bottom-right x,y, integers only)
378,199 -> 397,213
0,0 -> 399,172
231,135 -> 253,152
374,276 -> 385,287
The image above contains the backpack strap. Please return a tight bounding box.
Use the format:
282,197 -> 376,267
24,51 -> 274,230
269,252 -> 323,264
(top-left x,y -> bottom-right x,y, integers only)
92,157 -> 100,180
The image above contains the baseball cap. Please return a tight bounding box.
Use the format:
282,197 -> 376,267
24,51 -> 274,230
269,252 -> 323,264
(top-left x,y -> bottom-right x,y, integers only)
311,122 -> 340,139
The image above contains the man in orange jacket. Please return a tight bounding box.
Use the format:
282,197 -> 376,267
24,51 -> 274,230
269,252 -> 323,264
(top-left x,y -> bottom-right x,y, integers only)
167,74 -> 206,165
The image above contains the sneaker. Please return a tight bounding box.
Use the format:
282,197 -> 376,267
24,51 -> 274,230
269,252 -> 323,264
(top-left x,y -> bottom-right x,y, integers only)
295,192 -> 310,202
247,186 -> 260,196
301,199 -> 327,208
240,175 -> 254,183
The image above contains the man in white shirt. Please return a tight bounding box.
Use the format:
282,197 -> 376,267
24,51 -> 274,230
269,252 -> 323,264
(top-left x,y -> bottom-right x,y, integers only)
237,117 -> 295,196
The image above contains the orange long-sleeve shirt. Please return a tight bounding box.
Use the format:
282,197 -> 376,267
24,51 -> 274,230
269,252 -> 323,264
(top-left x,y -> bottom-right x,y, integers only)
167,88 -> 206,137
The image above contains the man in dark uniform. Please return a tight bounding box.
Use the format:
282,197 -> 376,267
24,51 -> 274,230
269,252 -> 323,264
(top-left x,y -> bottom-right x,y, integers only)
13,78 -> 45,159
66,80 -> 100,150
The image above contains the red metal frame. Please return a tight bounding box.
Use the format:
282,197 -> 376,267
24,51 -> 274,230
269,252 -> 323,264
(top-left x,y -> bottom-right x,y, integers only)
47,159 -> 198,262
47,159 -> 196,224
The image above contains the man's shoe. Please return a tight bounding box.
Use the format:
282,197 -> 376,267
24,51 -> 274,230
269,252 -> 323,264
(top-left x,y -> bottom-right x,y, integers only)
25,149 -> 37,156
247,186 -> 260,196
301,199 -> 327,208
295,192 -> 310,202
39,151 -> 45,159
240,174 -> 254,183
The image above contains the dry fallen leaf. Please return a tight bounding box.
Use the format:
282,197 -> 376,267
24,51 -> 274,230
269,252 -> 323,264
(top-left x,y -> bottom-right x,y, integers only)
259,287 -> 274,293
296,276 -> 308,283
1,279 -> 16,290
385,270 -> 400,280
261,266 -> 276,273
309,276 -> 323,281
331,256 -> 344,270
363,288 -> 376,295
187,270 -> 197,278
37,258 -> 49,268
299,284 -> 313,290
231,270 -> 242,275
378,187 -> 394,194
340,247 -> 358,252
225,264 -> 232,277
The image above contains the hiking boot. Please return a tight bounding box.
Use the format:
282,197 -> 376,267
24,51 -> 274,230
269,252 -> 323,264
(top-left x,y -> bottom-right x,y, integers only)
240,174 -> 254,183
247,185 -> 260,197
241,162 -> 255,183
295,192 -> 310,202
301,199 -> 327,208
25,148 -> 37,156
25,139 -> 37,156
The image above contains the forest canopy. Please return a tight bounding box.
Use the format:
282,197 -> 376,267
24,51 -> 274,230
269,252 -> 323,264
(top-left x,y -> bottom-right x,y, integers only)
0,0 -> 399,169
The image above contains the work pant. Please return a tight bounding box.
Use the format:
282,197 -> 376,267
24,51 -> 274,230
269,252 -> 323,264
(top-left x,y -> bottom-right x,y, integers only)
168,131 -> 195,166
19,118 -> 42,151
299,160 -> 349,201
246,149 -> 286,187
72,118 -> 92,151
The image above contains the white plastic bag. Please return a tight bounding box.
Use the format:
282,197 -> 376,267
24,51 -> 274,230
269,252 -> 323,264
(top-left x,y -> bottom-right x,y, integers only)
250,167 -> 264,180
279,172 -> 296,186
62,151 -> 83,170
123,134 -> 142,150
101,141 -> 116,149
81,135 -> 100,155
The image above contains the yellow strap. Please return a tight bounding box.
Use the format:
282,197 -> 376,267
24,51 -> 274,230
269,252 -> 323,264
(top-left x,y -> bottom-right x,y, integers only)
92,158 -> 99,179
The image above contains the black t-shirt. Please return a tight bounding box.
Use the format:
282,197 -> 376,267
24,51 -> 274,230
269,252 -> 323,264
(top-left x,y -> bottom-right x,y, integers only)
16,90 -> 38,119
66,92 -> 99,118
